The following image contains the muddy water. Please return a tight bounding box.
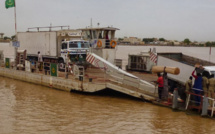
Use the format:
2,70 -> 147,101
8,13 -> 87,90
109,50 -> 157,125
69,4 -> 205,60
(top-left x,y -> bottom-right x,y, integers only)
0,76 -> 214,134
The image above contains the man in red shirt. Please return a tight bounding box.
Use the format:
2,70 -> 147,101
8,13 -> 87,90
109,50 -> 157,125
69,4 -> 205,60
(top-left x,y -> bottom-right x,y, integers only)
157,73 -> 164,100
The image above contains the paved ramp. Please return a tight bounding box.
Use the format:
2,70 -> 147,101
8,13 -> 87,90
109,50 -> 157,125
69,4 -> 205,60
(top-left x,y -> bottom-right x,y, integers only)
86,53 -> 157,101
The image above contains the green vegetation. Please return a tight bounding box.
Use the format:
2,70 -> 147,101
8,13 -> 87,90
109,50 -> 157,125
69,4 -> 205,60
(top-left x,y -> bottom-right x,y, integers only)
118,38 -> 123,41
3,36 -> 11,40
205,41 -> 215,47
183,38 -> 191,45
159,38 -> 165,41
142,38 -> 155,43
11,35 -> 16,40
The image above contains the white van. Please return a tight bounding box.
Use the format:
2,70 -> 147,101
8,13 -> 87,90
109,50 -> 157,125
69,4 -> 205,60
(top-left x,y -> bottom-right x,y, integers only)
203,66 -> 215,78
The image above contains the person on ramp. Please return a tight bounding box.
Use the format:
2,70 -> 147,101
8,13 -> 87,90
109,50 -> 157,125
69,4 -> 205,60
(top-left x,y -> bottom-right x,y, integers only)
157,73 -> 164,101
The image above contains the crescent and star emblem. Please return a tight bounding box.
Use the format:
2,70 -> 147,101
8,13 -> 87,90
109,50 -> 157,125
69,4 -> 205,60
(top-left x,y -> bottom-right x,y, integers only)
52,67 -> 56,74
6,0 -> 14,6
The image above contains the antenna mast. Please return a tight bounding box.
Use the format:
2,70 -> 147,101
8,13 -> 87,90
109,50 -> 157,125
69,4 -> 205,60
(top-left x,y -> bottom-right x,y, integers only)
91,18 -> 93,28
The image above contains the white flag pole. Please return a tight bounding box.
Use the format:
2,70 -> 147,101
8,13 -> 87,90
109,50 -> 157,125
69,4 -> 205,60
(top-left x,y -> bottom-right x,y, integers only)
209,46 -> 211,62
14,0 -> 18,69
14,0 -> 17,36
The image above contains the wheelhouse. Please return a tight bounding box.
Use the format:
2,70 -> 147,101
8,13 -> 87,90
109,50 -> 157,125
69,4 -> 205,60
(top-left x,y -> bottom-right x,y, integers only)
79,27 -> 119,48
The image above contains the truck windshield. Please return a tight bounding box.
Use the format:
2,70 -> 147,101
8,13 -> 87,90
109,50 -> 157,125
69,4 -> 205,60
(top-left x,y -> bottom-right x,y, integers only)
69,41 -> 89,48
69,42 -> 78,48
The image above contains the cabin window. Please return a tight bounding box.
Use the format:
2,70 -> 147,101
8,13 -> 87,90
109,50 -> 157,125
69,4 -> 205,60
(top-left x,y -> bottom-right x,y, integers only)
92,30 -> 97,39
111,31 -> 115,39
69,42 -> 78,48
104,30 -> 110,40
98,31 -> 103,39
61,43 -> 67,49
82,31 -> 88,40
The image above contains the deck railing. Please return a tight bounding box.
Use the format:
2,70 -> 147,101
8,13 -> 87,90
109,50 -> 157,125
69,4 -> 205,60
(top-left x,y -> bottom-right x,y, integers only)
106,69 -> 156,95
185,88 -> 215,117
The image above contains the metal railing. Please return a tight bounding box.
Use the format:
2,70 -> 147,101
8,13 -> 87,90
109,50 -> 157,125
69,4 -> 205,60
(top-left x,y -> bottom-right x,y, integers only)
185,88 -> 215,117
106,69 -> 156,95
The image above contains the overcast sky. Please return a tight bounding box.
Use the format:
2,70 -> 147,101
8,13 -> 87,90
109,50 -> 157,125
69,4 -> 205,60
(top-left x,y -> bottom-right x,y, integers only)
1,0 -> 215,41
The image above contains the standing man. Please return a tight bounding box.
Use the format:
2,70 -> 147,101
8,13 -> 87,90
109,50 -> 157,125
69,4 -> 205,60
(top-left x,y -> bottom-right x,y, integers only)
162,72 -> 169,100
38,51 -> 43,62
38,51 -> 43,71
202,71 -> 209,96
185,76 -> 193,98
157,73 -> 164,101
192,68 -> 203,105
208,74 -> 215,107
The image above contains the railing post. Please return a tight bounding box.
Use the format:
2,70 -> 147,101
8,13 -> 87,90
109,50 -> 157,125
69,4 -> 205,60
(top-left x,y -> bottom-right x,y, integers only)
185,94 -> 190,110
172,88 -> 178,110
211,100 -> 215,117
201,96 -> 209,116
36,61 -> 38,73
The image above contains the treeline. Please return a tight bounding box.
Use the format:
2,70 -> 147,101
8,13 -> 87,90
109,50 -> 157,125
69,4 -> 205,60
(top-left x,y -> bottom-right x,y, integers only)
205,42 -> 215,47
142,38 -> 165,43
0,35 -> 16,41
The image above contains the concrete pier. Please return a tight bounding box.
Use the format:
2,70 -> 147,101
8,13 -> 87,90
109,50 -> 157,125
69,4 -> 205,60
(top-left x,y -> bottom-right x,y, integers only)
0,67 -> 157,101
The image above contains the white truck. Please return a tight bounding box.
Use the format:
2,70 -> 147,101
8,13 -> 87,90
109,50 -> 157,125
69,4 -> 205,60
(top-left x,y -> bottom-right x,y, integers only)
17,26 -> 119,65
157,52 -> 215,85
17,28 -> 89,63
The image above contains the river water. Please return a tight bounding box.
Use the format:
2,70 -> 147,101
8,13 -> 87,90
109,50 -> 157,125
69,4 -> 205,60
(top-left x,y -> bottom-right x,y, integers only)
0,76 -> 215,134
1,46 -> 215,134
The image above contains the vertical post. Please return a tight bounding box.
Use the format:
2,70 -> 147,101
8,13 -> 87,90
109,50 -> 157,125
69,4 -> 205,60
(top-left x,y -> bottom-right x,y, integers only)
65,63 -> 68,79
211,99 -> 215,117
14,0 -> 18,69
172,88 -> 178,110
209,46 -> 211,62
201,96 -> 209,116
65,54 -> 68,79
185,94 -> 191,110
14,0 -> 17,35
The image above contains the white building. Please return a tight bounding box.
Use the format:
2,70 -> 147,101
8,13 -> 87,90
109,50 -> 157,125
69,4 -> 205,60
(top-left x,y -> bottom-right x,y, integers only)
123,37 -> 142,44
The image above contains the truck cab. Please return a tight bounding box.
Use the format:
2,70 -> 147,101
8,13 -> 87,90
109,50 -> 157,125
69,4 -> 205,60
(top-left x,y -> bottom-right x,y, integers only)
60,40 -> 90,64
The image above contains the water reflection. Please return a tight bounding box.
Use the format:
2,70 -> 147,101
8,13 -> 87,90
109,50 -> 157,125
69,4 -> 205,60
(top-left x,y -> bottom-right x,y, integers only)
0,76 -> 214,134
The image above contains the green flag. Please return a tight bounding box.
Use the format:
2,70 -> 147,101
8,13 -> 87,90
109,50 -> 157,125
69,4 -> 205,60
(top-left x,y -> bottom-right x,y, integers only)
5,0 -> 15,9
50,63 -> 58,77
5,58 -> 10,68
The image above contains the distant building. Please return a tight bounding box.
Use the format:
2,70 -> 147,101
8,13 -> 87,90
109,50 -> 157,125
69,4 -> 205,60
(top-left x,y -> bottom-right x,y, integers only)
173,41 -> 180,45
123,37 -> 141,44
0,33 -> 4,39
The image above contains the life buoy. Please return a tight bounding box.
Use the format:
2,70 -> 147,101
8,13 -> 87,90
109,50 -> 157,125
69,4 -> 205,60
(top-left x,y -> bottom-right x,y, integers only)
110,40 -> 117,48
97,40 -> 102,48
60,63 -> 64,69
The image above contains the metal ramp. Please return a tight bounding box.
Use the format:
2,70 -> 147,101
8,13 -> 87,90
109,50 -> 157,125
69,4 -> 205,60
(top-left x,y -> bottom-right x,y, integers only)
86,53 -> 157,101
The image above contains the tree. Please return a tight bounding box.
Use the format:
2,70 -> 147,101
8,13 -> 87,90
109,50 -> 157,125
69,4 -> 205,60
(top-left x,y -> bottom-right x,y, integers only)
11,35 -> 16,40
205,42 -> 211,47
3,36 -> 11,40
159,38 -> 165,41
118,38 -> 123,41
183,38 -> 191,45
142,38 -> 154,43
206,42 -> 215,47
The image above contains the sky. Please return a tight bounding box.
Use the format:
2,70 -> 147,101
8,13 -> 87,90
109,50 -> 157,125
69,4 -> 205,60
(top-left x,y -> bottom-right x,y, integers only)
1,0 -> 215,42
